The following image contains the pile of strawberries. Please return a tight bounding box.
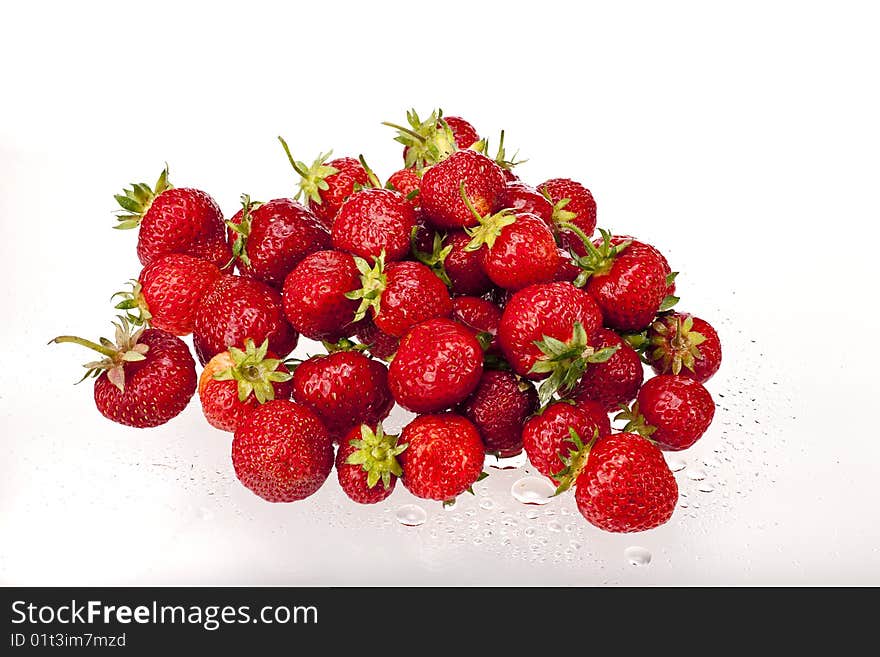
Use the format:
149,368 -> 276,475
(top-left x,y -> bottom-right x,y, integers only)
53,110 -> 721,533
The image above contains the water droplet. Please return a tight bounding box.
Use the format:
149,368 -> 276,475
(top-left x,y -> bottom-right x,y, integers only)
395,504 -> 427,527
686,468 -> 707,481
511,476 -> 556,505
698,482 -> 715,493
624,546 -> 652,566
548,520 -> 562,532
666,455 -> 687,472
569,539 -> 583,550
487,451 -> 528,470
524,527 -> 536,537
479,498 -> 495,511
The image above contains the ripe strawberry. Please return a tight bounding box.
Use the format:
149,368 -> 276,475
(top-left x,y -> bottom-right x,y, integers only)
389,318 -> 483,413
645,313 -> 721,383
193,274 -> 298,365
399,413 -> 485,501
386,167 -> 421,208
112,253 -> 221,336
51,318 -> 196,428
554,248 -> 581,283
451,295 -> 502,350
458,370 -> 538,457
522,400 -> 610,482
332,188 -> 417,262
348,256 -> 452,337
226,195 -> 330,289
113,167 -> 230,268
411,228 -> 493,297
565,328 -> 644,412
198,338 -> 293,433
443,116 -> 481,149
232,399 -> 333,502
420,150 -> 506,229
612,235 -> 677,298
561,431 -> 678,533
336,423 -> 407,504
354,318 -> 400,361
537,178 -> 597,256
567,229 -> 672,332
498,182 -> 554,227
278,137 -> 369,229
384,109 -> 480,169
292,349 -> 393,441
617,375 -> 715,451
497,282 -> 612,404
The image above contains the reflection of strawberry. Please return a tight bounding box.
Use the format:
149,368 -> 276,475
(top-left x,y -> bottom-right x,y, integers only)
458,370 -> 538,457
420,150 -> 506,229
332,188 -> 417,262
646,313 -> 721,383
336,423 -> 407,504
566,328 -> 643,412
522,400 -> 609,482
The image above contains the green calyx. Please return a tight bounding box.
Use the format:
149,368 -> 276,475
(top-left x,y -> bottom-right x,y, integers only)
530,322 -> 620,407
49,316 -> 150,392
277,136 -> 339,206
113,166 -> 172,230
614,402 -> 657,439
561,227 -> 631,288
649,314 -> 706,375
111,279 -> 152,326
354,155 -> 382,191
321,337 -> 369,354
225,194 -> 263,269
487,129 -> 527,172
345,251 -> 388,324
460,182 -> 517,252
553,428 -> 599,495
382,108 -> 458,170
345,423 -> 408,490
212,338 -> 292,404
410,227 -> 452,287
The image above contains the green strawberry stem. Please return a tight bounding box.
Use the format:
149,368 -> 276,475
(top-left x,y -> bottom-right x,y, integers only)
278,136 -> 311,179
459,182 -> 517,252
224,193 -> 261,269
49,336 -> 119,359
553,428 -> 599,495
212,338 -> 291,404
277,137 -> 339,205
345,251 -> 388,323
111,279 -> 152,326
410,227 -> 452,287
614,402 -> 657,438
380,121 -> 427,142
345,423 -> 408,490
112,166 -> 172,230
357,155 -> 382,189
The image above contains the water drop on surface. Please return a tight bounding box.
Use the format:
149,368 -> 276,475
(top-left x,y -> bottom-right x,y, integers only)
666,455 -> 687,472
624,546 -> 652,566
686,468 -> 707,481
511,477 -> 556,505
479,498 -> 495,511
698,482 -> 715,493
395,504 -> 427,527
548,520 -> 562,532
486,451 -> 528,470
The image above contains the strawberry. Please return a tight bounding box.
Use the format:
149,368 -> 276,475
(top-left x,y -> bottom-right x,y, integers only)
537,178 -> 597,256
557,431 -> 678,533
348,256 -> 452,337
354,318 -> 400,361
113,167 -> 230,268
498,182 -> 554,227
332,188 -> 417,262
497,282 -> 612,404
232,399 -> 333,502
554,248 -> 582,283
411,228 -> 493,297
645,313 -> 721,383
566,229 -> 673,332
278,137 -> 369,229
198,338 -> 293,433
384,109 -> 480,169
617,374 -> 715,451
336,423 -> 407,504
419,150 -> 506,229
565,328 -> 644,412
226,195 -> 330,289
386,167 -> 421,208
193,274 -> 298,365
451,295 -> 502,350
399,413 -> 485,501
292,349 -> 393,441
388,318 -> 483,413
281,250 -> 360,342
612,235 -> 677,298
443,116 -> 481,150
458,370 -> 538,457
522,400 -> 610,482
112,253 -> 221,336
51,318 -> 196,428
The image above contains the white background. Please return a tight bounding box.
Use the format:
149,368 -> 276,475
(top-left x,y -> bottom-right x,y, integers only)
1,1 -> 878,585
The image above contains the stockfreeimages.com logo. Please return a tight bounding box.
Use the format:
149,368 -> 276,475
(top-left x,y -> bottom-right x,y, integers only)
11,600 -> 317,631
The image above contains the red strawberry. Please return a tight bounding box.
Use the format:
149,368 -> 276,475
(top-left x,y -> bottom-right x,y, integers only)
399,413 -> 485,501
193,274 -> 298,365
389,318 -> 483,413
537,178 -> 597,256
278,137 -> 369,229
554,248 -> 581,283
522,400 -> 610,482
458,370 -> 538,457
498,282 -> 612,404
292,349 -> 393,441
561,431 -> 678,533
113,253 -> 221,336
226,195 -> 330,289
566,328 -> 644,412
420,150 -> 506,229
114,167 -> 230,268
198,338 -> 292,433
443,116 -> 481,149
332,188 -> 417,262
385,109 -> 480,169
411,229 -> 493,297
612,235 -> 677,297
51,318 -> 196,428
336,423 -> 407,504
232,399 -> 333,502
618,375 -> 715,451
348,256 -> 452,337
354,318 -> 400,361
646,313 -> 721,383
499,182 -> 554,227
567,229 -> 672,332
451,295 -> 502,348
386,167 -> 421,208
